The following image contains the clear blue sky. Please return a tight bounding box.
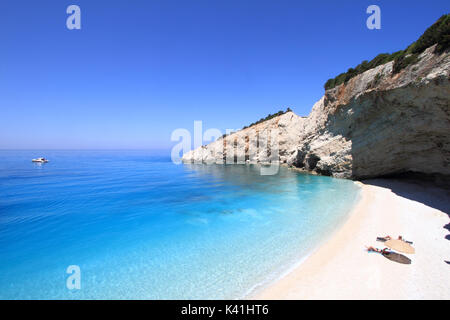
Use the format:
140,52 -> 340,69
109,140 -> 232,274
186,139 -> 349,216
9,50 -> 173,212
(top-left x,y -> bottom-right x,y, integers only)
0,0 -> 448,149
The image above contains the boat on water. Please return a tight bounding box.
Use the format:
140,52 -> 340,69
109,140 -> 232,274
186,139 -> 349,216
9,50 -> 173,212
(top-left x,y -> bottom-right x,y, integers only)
32,157 -> 49,163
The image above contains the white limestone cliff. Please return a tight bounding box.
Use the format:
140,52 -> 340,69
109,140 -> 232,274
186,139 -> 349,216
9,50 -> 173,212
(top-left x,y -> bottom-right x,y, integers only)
183,45 -> 450,181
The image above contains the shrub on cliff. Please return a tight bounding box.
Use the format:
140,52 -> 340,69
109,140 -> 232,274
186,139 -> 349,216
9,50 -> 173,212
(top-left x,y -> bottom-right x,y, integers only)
324,14 -> 450,90
392,54 -> 419,74
407,14 -> 450,54
243,108 -> 292,129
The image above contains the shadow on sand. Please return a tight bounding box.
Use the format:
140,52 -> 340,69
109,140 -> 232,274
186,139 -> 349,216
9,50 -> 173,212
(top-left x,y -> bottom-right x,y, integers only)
362,178 -> 450,216
363,178 -> 450,265
382,251 -> 412,264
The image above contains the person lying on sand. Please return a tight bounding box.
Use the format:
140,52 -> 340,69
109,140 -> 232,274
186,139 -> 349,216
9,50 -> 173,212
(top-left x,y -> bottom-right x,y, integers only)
366,246 -> 412,264
366,246 -> 391,254
382,235 -> 403,240
377,235 -> 413,244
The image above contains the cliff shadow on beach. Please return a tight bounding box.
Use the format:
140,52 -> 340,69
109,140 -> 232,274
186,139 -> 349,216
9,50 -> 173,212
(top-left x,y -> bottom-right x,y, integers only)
362,178 -> 450,216
362,177 -> 450,265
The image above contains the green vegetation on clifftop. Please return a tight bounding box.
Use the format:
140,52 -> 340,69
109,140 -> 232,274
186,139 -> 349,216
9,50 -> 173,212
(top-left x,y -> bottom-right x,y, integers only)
324,14 -> 450,90
242,108 -> 292,130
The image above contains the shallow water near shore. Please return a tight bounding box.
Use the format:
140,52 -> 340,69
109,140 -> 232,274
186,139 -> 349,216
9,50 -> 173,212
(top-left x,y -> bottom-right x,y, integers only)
0,150 -> 360,299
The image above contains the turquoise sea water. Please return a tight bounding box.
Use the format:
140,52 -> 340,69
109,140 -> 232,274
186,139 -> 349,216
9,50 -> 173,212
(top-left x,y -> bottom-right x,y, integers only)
0,150 -> 360,299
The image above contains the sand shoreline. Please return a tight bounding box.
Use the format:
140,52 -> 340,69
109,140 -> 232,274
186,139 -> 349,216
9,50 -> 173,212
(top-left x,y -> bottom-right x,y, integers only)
251,179 -> 450,299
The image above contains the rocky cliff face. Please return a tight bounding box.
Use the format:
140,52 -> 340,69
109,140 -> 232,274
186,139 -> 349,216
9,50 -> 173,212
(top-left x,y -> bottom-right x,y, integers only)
183,45 -> 450,181
182,111 -> 305,165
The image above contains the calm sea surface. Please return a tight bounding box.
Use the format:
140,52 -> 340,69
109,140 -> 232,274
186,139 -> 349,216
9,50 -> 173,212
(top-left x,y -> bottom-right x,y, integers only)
0,150 -> 360,299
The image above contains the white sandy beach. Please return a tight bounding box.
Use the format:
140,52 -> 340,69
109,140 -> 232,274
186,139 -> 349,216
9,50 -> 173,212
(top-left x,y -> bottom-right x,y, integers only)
252,179 -> 450,300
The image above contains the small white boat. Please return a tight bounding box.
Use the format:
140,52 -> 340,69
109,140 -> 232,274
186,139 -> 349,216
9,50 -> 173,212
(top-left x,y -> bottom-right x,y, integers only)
32,157 -> 49,163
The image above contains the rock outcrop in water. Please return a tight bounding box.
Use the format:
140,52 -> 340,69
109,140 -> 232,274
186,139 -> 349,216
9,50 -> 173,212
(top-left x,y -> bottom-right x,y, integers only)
183,44 -> 450,181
